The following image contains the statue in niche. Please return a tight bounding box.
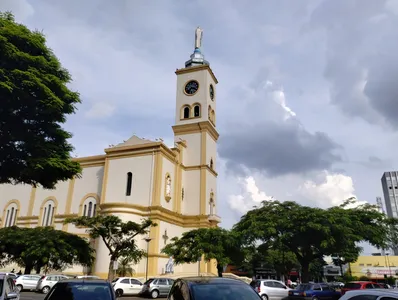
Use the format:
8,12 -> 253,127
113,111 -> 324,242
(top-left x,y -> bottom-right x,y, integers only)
165,175 -> 171,199
165,256 -> 174,274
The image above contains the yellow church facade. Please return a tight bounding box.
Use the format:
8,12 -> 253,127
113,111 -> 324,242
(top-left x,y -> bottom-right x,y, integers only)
0,29 -> 221,278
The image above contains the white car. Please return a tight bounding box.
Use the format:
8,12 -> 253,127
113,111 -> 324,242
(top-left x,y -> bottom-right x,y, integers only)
111,277 -> 143,297
15,275 -> 41,291
250,279 -> 291,300
339,288 -> 398,300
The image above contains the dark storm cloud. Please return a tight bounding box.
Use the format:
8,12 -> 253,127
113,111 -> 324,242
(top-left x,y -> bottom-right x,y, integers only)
219,120 -> 342,177
218,79 -> 342,177
309,0 -> 398,129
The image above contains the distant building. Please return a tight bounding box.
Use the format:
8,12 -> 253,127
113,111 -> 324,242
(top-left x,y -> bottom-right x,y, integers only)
351,255 -> 398,280
381,171 -> 398,255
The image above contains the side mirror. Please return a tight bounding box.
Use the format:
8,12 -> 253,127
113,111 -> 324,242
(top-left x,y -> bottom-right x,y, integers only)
6,292 -> 18,300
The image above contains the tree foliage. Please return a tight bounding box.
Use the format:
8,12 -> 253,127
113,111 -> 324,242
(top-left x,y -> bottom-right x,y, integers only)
0,11 -> 81,189
0,226 -> 94,274
161,227 -> 239,277
116,257 -> 135,277
65,215 -> 154,280
233,200 -> 390,282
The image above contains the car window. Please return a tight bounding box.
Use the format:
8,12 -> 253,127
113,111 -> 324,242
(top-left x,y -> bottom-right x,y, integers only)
144,278 -> 154,285
321,284 -> 331,291
379,297 -> 398,300
4,278 -> 11,294
264,281 -> 273,287
344,283 -> 362,289
297,284 -> 311,291
250,281 -> 260,288
365,284 -> 374,289
131,279 -> 141,285
348,296 -> 378,300
313,284 -> 321,291
0,279 -> 3,294
169,281 -> 183,300
112,278 -> 119,283
157,279 -> 168,285
167,279 -> 175,285
273,282 -> 286,289
120,279 -> 130,284
191,284 -> 261,300
7,278 -> 15,290
45,282 -> 113,300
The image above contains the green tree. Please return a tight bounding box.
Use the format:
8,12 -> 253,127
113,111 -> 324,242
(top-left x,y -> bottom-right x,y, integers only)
264,248 -> 300,280
0,11 -> 81,189
65,215 -> 154,280
234,200 -> 390,283
162,227 -> 239,277
0,226 -> 94,274
116,257 -> 135,277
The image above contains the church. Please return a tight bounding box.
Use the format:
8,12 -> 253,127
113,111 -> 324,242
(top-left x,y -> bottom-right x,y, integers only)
0,27 -> 220,278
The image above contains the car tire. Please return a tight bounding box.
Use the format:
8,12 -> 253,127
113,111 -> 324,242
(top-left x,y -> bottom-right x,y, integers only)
16,285 -> 23,292
42,286 -> 50,294
151,289 -> 159,299
115,289 -> 123,297
261,295 -> 268,300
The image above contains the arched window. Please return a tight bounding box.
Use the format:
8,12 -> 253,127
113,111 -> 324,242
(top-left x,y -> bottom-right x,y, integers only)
42,200 -> 56,226
83,197 -> 97,218
183,106 -> 190,119
126,172 -> 133,196
193,105 -> 201,117
210,158 -> 214,169
4,202 -> 18,227
211,110 -> 215,123
208,105 -> 212,120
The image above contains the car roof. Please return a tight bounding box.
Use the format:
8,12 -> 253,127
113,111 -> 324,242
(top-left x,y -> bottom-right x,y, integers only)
180,276 -> 248,286
344,289 -> 398,297
58,279 -> 108,284
0,274 -> 5,279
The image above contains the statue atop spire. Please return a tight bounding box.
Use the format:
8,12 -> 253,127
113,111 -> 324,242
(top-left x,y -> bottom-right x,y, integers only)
195,26 -> 203,49
185,26 -> 209,68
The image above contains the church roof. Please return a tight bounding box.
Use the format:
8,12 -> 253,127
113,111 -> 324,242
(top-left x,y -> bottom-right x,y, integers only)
113,135 -> 154,148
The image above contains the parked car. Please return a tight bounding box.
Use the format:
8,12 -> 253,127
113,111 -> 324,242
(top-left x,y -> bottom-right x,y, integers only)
112,277 -> 143,297
15,275 -> 41,292
341,281 -> 383,295
250,279 -> 291,300
167,276 -> 261,300
36,274 -> 68,294
43,279 -> 116,300
139,277 -> 174,298
288,283 -> 341,300
0,274 -> 20,300
75,275 -> 100,279
339,289 -> 398,300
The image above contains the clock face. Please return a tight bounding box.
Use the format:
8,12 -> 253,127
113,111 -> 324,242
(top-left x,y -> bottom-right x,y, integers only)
184,80 -> 199,95
209,84 -> 214,100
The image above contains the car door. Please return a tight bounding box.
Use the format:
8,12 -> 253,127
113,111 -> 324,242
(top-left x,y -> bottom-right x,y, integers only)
272,281 -> 289,300
6,277 -> 19,300
118,278 -> 131,294
130,278 -> 143,294
320,284 -> 333,299
25,275 -> 41,290
156,278 -> 169,295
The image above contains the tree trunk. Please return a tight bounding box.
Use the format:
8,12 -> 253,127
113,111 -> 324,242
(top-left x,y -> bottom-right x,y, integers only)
108,259 -> 115,281
300,262 -> 310,283
339,264 -> 343,277
24,264 -> 33,274
217,264 -> 223,277
34,264 -> 42,275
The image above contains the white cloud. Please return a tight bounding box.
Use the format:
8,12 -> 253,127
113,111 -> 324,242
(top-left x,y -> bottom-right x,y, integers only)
228,176 -> 274,214
297,171 -> 367,208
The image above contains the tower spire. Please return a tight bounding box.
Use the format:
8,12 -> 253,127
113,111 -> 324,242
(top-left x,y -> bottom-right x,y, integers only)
185,26 -> 209,68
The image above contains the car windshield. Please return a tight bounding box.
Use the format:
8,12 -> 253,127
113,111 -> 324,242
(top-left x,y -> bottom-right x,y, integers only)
111,278 -> 119,283
45,282 -> 113,300
144,279 -> 154,285
296,284 -> 311,291
191,284 -> 260,300
344,283 -> 362,289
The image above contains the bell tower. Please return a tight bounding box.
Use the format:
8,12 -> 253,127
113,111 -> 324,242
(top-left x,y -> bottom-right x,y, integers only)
172,27 -> 220,223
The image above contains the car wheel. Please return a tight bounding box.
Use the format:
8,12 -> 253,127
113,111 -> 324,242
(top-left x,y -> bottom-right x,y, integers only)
16,285 -> 22,292
42,286 -> 50,294
261,295 -> 268,300
115,289 -> 123,297
151,289 -> 159,299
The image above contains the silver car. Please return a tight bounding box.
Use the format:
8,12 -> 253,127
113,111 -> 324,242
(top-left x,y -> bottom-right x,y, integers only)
36,274 -> 68,294
139,278 -> 174,299
339,289 -> 398,300
0,274 -> 19,300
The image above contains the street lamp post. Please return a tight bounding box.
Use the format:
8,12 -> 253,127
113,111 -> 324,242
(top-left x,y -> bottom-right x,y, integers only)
386,253 -> 392,277
144,237 -> 153,282
197,256 -> 201,276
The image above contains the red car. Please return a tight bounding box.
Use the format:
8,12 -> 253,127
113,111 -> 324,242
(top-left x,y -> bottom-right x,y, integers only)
341,281 -> 382,295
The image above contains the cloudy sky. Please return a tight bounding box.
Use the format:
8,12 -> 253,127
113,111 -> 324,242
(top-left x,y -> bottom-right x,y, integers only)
3,0 -> 398,254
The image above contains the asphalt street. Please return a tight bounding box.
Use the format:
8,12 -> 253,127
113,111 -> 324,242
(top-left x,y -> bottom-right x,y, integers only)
20,291 -> 143,300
